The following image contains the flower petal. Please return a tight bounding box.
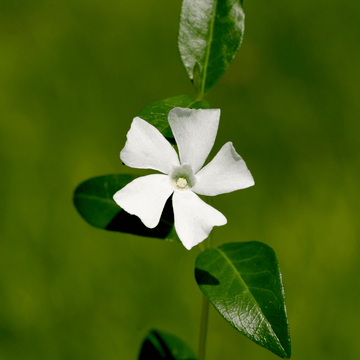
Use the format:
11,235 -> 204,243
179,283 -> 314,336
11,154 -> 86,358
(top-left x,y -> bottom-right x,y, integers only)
120,117 -> 180,174
113,174 -> 173,228
172,191 -> 227,250
192,142 -> 254,196
168,107 -> 220,173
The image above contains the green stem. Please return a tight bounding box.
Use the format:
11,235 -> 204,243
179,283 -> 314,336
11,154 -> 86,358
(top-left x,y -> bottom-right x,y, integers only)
198,242 -> 206,252
197,195 -> 215,359
198,294 -> 210,360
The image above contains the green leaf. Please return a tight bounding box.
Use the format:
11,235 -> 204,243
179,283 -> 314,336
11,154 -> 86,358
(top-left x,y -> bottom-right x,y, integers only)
73,174 -> 180,242
138,95 -> 210,144
195,242 -> 291,358
138,329 -> 197,360
179,0 -> 245,97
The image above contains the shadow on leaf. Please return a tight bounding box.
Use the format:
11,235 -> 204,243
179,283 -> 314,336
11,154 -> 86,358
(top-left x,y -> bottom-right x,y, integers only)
195,268 -> 220,285
139,329 -> 197,360
139,330 -> 174,360
106,197 -> 174,239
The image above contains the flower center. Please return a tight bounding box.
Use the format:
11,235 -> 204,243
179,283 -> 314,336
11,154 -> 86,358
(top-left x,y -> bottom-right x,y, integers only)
176,177 -> 188,189
170,164 -> 196,191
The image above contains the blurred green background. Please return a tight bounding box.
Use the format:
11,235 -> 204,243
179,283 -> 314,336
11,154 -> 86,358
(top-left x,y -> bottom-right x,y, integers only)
1,0 -> 359,359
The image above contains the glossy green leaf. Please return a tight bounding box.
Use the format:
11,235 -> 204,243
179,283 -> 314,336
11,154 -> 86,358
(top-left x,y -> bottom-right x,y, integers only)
138,329 -> 197,360
179,0 -> 245,97
73,174 -> 180,242
138,95 -> 210,144
195,242 -> 291,358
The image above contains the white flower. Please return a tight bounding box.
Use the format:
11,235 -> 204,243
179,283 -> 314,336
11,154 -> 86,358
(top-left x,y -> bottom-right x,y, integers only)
113,107 -> 254,250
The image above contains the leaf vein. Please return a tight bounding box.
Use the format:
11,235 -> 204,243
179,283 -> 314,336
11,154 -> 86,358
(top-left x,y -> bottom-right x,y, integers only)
216,248 -> 281,343
200,0 -> 217,97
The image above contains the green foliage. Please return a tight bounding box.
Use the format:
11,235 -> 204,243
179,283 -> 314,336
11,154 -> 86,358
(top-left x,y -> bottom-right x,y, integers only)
178,0 -> 245,98
138,95 -> 210,144
138,329 -> 197,360
195,242 -> 291,358
73,174 -> 180,242
71,1 -> 290,358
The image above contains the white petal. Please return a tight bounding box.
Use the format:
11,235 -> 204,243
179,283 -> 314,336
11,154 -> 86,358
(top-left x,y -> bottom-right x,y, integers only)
172,191 -> 227,250
168,107 -> 220,173
113,174 -> 174,228
192,142 -> 254,196
120,117 -> 180,174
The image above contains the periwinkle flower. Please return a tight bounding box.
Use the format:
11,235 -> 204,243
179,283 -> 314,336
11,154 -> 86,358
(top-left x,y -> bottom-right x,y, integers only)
113,107 -> 254,250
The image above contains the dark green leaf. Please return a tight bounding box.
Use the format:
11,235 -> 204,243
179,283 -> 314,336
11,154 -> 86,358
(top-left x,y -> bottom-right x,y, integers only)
179,0 -> 245,97
138,329 -> 197,360
73,174 -> 180,242
138,95 -> 210,144
195,242 -> 291,358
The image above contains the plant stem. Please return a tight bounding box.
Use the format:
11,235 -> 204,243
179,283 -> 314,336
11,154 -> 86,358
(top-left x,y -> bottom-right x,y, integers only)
197,195 -> 214,359
198,242 -> 206,252
198,294 -> 210,360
